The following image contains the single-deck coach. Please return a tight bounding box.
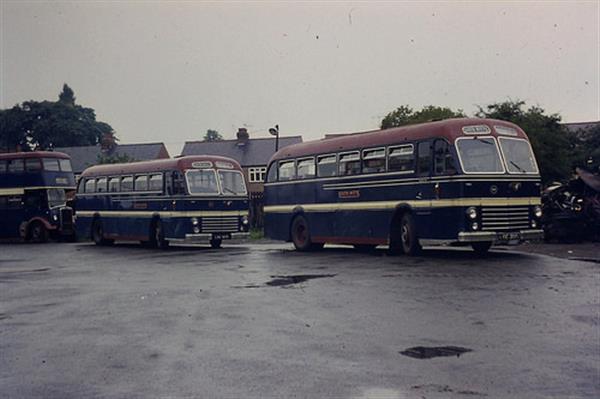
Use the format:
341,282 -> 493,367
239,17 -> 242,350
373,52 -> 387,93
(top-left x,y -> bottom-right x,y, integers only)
75,156 -> 249,248
263,118 -> 543,254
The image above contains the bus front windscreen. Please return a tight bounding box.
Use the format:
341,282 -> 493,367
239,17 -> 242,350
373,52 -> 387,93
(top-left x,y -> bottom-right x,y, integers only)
186,169 -> 219,195
47,188 -> 66,207
456,137 -> 504,173
218,170 -> 247,196
499,138 -> 538,174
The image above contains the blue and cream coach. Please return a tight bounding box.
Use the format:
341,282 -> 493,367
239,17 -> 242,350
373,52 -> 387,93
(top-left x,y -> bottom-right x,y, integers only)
263,118 -> 544,254
75,156 -> 250,248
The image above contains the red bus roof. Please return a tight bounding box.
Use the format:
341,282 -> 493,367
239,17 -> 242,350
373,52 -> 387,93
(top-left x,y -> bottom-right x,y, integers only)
80,155 -> 243,178
270,118 -> 529,162
0,151 -> 71,160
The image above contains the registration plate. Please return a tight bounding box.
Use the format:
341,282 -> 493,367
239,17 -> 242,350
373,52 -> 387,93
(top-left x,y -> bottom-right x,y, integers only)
498,232 -> 521,243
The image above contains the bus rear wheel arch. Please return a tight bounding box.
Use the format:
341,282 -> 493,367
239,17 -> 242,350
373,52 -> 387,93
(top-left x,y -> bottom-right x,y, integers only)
290,214 -> 322,251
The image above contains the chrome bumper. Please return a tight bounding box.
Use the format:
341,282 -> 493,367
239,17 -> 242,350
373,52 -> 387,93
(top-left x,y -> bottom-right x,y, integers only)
170,232 -> 250,243
458,229 -> 544,244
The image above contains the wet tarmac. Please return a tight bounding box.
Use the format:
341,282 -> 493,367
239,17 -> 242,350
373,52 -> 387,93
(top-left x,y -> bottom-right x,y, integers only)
0,242 -> 598,398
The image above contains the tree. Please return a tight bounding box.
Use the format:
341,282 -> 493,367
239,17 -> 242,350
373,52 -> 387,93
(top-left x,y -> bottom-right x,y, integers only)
570,124 -> 600,173
203,129 -> 223,141
476,100 -> 573,184
0,84 -> 115,152
381,105 -> 465,129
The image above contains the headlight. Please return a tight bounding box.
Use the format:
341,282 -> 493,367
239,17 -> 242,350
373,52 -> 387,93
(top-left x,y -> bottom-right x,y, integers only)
193,226 -> 200,233
52,214 -> 58,221
471,222 -> 479,230
531,220 -> 537,228
466,207 -> 478,220
191,217 -> 199,225
241,215 -> 249,225
533,206 -> 542,218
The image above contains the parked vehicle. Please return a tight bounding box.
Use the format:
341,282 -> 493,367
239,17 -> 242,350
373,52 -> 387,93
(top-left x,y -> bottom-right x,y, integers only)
0,151 -> 76,242
542,168 -> 600,242
263,118 -> 544,254
75,156 -> 250,248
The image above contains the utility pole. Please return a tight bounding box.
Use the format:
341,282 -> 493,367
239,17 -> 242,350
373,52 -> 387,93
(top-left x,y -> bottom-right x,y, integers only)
269,124 -> 280,152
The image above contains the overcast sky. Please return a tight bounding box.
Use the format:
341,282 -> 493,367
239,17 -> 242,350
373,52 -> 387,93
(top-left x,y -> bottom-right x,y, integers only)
1,1 -> 598,155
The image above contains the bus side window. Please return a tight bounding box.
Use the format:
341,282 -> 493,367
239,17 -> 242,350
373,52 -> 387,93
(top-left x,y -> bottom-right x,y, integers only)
26,158 -> 42,172
339,152 -> 361,176
388,144 -> 414,172
362,148 -> 386,173
134,175 -> 148,191
168,171 -> 185,195
108,177 -> 120,192
77,180 -> 85,194
317,154 -> 337,177
0,160 -> 7,172
121,176 -> 134,192
417,141 -> 431,176
297,158 -> 315,179
278,161 -> 295,181
96,177 -> 108,193
149,174 -> 163,192
266,163 -> 278,183
8,159 -> 24,173
42,158 -> 60,171
434,139 -> 457,175
85,178 -> 96,193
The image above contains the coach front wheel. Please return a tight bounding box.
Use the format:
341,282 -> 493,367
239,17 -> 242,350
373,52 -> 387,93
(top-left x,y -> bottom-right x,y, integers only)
400,213 -> 421,255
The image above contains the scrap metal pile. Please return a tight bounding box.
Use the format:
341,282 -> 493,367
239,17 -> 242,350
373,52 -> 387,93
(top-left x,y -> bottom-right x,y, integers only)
542,168 -> 600,242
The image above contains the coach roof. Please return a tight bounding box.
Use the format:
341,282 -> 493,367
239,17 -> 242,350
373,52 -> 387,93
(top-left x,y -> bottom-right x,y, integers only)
269,118 -> 528,162
80,155 -> 243,178
0,151 -> 70,160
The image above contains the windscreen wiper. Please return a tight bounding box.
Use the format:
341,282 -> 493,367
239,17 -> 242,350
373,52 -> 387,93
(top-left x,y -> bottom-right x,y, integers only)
510,160 -> 526,173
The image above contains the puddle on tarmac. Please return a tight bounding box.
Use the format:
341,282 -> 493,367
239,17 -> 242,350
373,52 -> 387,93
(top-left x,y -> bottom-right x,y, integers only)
400,346 -> 472,359
234,274 -> 336,288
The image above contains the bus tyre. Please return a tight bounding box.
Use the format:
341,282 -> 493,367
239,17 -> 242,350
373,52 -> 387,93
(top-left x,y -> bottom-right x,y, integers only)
471,241 -> 492,255
291,215 -> 319,251
92,219 -> 113,246
28,221 -> 48,243
151,219 -> 169,249
210,238 -> 222,249
400,213 -> 421,256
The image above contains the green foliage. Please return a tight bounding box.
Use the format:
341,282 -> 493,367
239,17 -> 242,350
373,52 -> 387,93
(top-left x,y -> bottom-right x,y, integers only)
203,129 -> 223,141
0,84 -> 115,152
570,124 -> 600,173
476,100 -> 572,183
380,105 -> 465,129
249,228 -> 264,240
96,152 -> 137,165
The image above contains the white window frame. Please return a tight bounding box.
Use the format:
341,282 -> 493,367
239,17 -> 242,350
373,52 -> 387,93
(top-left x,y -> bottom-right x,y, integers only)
248,166 -> 267,183
455,136 -> 506,175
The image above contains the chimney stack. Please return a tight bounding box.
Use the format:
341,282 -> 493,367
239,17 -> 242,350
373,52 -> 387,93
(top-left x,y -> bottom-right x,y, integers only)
236,128 -> 249,142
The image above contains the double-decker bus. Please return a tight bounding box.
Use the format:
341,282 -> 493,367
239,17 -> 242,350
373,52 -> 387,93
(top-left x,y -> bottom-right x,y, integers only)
75,155 -> 250,248
263,118 -> 543,254
0,151 -> 76,242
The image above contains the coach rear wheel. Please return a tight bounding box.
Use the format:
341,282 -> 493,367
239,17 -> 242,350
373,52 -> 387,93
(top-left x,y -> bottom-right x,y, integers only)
400,213 -> 421,256
210,238 -> 222,249
471,241 -> 492,255
92,219 -> 113,246
291,215 -> 321,251
151,219 -> 169,249
28,221 -> 48,243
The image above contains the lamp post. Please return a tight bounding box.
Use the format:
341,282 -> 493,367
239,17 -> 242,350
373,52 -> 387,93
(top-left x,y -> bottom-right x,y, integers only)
269,124 -> 280,152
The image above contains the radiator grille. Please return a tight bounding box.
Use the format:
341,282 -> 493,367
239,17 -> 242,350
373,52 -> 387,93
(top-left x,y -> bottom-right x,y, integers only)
201,216 -> 239,233
481,206 -> 530,231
